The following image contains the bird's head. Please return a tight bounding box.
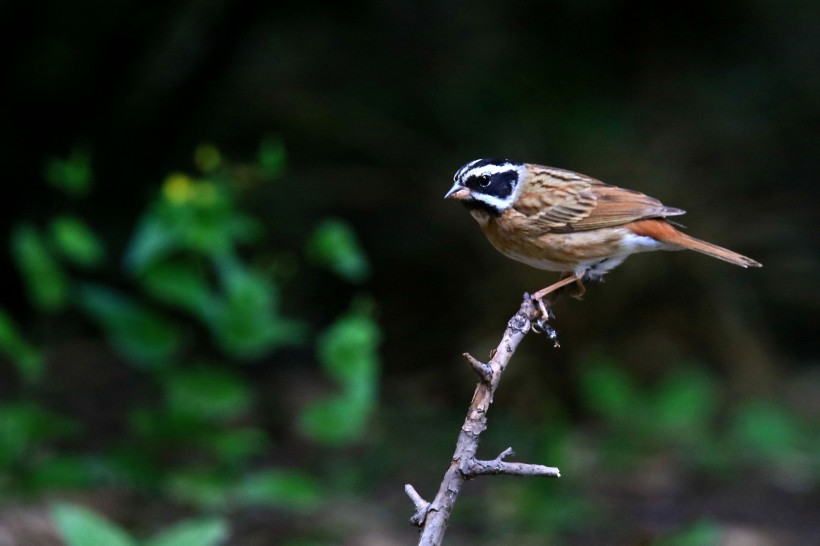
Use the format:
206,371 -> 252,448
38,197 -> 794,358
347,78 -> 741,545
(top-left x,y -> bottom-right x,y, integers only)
444,158 -> 526,216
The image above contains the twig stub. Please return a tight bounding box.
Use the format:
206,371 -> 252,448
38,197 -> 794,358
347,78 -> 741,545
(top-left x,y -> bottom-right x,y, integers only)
405,484 -> 431,526
463,352 -> 492,383
464,456 -> 561,478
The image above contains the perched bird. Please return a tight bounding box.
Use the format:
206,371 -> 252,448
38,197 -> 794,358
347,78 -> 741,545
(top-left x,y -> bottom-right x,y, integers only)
445,159 -> 761,311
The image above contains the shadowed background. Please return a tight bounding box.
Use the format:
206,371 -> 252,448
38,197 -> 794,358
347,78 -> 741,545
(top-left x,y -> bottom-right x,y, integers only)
1,0 -> 818,544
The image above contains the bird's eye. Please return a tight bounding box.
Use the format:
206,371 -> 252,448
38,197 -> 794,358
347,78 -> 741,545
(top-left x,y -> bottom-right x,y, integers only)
478,175 -> 491,187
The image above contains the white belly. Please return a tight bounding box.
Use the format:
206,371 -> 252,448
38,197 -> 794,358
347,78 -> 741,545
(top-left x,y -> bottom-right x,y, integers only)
578,233 -> 666,279
499,232 -> 666,279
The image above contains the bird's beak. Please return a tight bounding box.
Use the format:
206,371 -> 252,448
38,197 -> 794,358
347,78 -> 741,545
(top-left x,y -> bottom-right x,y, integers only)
444,184 -> 470,200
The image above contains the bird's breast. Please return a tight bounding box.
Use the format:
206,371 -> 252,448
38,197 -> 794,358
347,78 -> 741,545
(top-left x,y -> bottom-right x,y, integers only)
478,216 -> 642,273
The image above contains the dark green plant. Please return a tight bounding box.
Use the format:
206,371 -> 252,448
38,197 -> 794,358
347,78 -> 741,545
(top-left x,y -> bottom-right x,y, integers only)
52,502 -> 228,546
498,360 -> 819,541
0,402 -> 86,491
0,308 -> 43,383
656,519 -> 723,546
577,357 -> 819,483
1,141 -> 380,536
299,300 -> 380,445
579,358 -> 724,470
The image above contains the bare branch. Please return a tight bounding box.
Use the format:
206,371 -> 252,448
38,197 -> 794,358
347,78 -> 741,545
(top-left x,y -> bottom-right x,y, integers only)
407,292 -> 563,545
465,456 -> 561,478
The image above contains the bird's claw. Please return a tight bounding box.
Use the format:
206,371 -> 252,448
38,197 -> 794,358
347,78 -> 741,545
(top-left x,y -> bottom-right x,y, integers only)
535,296 -> 555,321
531,298 -> 560,348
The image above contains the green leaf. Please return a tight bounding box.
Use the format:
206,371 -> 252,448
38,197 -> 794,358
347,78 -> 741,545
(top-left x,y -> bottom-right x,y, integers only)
232,469 -> 322,510
28,455 -> 98,490
205,427 -> 268,464
300,309 -> 380,444
44,148 -> 93,195
0,307 -> 44,383
129,407 -> 201,445
731,400 -> 804,462
75,284 -> 182,367
653,368 -> 719,437
139,260 -> 216,320
49,215 -> 106,268
657,519 -> 723,546
209,258 -> 304,358
258,136 -> 286,177
51,503 -> 137,546
0,403 -> 77,467
144,518 -> 228,546
299,394 -> 369,444
124,214 -> 181,274
316,310 -> 380,391
307,219 -> 370,283
578,360 -> 640,422
158,180 -> 244,254
11,223 -> 68,311
126,170 -> 261,272
165,470 -> 232,509
105,445 -> 161,490
163,367 -> 253,421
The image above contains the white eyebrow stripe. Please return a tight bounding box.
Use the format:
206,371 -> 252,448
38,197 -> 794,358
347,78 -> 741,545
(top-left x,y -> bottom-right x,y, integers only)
455,159 -> 485,180
459,163 -> 515,180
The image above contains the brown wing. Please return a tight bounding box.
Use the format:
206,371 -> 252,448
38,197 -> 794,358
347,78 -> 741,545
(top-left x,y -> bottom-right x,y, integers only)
512,164 -> 685,234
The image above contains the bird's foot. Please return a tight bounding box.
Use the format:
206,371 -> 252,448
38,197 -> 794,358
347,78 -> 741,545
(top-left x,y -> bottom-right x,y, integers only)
570,280 -> 586,300
532,296 -> 560,348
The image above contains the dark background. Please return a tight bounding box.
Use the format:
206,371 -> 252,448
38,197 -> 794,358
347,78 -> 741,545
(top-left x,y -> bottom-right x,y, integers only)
1,1 -> 818,544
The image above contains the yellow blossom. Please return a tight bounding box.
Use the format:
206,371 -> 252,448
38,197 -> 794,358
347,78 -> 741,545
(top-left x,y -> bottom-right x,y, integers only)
163,173 -> 196,205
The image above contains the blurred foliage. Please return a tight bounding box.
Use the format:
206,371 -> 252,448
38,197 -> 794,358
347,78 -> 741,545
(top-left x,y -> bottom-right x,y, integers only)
43,147 -> 93,196
300,303 -> 380,444
656,520 -> 723,546
577,358 -> 819,479
77,283 -> 183,367
1,142 -> 379,539
52,502 -> 228,546
11,223 -> 68,312
0,402 -> 80,486
579,360 -> 723,469
0,308 -> 43,382
49,216 -> 107,268
483,357 -> 819,542
307,219 -> 371,283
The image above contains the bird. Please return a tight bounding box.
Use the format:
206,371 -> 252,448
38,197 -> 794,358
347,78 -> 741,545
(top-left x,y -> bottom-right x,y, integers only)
445,158 -> 761,314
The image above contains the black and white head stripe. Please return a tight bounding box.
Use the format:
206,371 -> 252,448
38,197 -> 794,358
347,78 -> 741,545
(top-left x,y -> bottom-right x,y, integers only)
448,158 -> 526,213
453,158 -> 518,182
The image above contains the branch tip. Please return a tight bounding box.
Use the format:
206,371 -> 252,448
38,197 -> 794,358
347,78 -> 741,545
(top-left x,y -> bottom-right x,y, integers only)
463,352 -> 492,382
465,457 -> 562,478
496,447 -> 515,461
405,484 -> 430,527
405,483 -> 428,507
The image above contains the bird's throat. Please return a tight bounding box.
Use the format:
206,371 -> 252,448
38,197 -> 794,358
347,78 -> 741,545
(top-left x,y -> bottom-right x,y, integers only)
462,198 -> 501,219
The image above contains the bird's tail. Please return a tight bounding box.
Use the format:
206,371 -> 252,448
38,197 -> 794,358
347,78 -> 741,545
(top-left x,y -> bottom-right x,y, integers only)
627,219 -> 762,268
673,232 -> 762,268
